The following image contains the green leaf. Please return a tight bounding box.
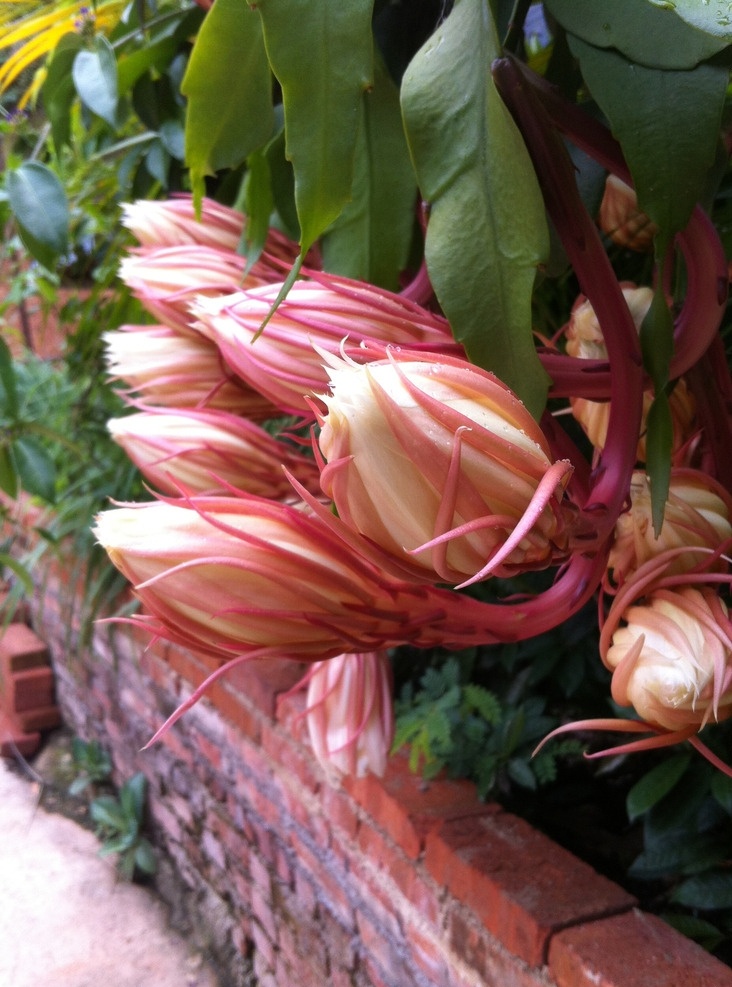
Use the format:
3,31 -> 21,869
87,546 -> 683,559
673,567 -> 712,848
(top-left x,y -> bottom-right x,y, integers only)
117,36 -> 177,95
0,337 -> 18,417
120,772 -> 147,821
11,437 -> 57,503
671,871 -> 732,911
545,0 -> 728,68
90,795 -> 126,831
255,0 -> 375,253
401,0 -> 550,419
711,771 -> 732,814
0,446 -> 18,501
134,838 -> 157,875
72,36 -> 119,126
645,392 -> 673,534
42,34 -> 84,151
182,0 -> 273,206
647,0 -> 732,40
630,831 -> 729,879
241,148 -> 275,272
627,754 -> 691,821
265,125 -> 299,239
321,53 -> 418,290
6,163 -> 69,269
568,36 -> 728,236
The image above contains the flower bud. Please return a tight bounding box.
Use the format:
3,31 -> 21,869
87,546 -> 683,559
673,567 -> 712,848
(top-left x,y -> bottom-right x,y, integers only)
191,274 -> 459,415
107,408 -> 321,499
603,587 -> 732,732
103,324 -> 277,419
608,469 -> 732,584
317,350 -> 572,586
118,245 -> 288,335
598,174 -> 658,252
303,651 -> 394,777
93,496 -> 453,663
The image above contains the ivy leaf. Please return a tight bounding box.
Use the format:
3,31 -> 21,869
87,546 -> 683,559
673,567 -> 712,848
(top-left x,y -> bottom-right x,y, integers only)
73,36 -> 119,126
6,162 -> 69,270
254,0 -> 375,254
401,0 -> 550,419
321,53 -> 417,291
546,0 -> 728,68
182,0 -> 273,207
626,753 -> 691,821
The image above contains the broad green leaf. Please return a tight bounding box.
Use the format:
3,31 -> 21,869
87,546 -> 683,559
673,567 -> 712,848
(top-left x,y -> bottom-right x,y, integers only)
182,0 -> 273,207
0,336 -> 18,418
11,436 -> 56,503
630,831 -> 729,879
241,147 -> 275,272
72,36 -> 119,126
545,0 -> 728,68
117,36 -> 177,95
321,53 -> 417,290
401,0 -> 550,418
648,0 -> 732,40
265,120 -> 300,240
42,34 -> 83,151
254,0 -> 375,253
134,838 -> 157,874
672,871 -> 732,910
626,753 -> 690,821
0,446 -> 18,500
6,162 -> 69,268
569,36 -> 728,236
711,770 -> 732,814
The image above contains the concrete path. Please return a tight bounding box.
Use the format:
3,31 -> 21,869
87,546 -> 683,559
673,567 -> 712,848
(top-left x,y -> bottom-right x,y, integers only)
0,757 -> 220,987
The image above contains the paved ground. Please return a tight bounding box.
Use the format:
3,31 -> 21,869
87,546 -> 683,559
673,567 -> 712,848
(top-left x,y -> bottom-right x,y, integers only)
0,756 -> 221,987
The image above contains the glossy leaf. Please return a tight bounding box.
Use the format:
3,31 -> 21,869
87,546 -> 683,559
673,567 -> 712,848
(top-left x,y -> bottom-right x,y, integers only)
569,36 -> 727,236
546,0 -> 728,68
671,871 -> 732,910
626,752 -> 690,821
11,436 -> 56,503
73,36 -> 119,126
6,162 -> 69,268
42,34 -> 84,150
647,0 -> 732,40
321,54 -> 417,290
255,0 -> 374,253
401,0 -> 550,418
182,0 -> 273,206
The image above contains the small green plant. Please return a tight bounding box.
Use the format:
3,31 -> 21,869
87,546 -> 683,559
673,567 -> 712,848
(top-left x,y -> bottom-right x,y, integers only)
393,655 -> 584,800
90,771 -> 157,881
68,736 -> 113,797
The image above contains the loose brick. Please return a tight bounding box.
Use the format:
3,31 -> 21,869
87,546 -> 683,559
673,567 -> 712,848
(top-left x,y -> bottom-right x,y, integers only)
2,665 -> 56,712
0,622 -> 49,672
0,708 -> 41,758
15,703 -> 62,732
426,811 -> 635,966
549,910 -> 732,987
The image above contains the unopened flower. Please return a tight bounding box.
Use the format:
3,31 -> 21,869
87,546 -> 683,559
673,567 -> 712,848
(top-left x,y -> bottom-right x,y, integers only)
608,469 -> 732,585
565,286 -> 696,458
107,408 -> 321,498
103,324 -> 277,419
317,349 -> 572,586
302,651 -> 394,777
93,495 -> 454,666
192,274 -> 460,415
119,245 -> 288,335
603,586 -> 732,732
598,174 -> 658,252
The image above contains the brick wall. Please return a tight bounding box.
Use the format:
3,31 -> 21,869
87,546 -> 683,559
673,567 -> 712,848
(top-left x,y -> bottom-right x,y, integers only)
5,550 -> 732,987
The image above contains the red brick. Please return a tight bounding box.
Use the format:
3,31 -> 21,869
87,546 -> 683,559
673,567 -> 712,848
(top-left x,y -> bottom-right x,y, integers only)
0,708 -> 41,758
15,703 -> 62,732
0,623 -> 46,672
2,665 -> 55,712
425,812 -> 635,967
321,782 -> 360,842
344,750 -> 501,859
549,910 -> 732,987
225,657 -> 307,717
261,720 -> 321,795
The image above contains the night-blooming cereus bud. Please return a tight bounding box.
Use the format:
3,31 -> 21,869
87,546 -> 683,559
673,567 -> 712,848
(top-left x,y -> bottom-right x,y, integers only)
603,586 -> 732,733
303,651 -> 394,778
608,469 -> 732,585
191,273 -> 459,416
103,324 -> 277,420
107,408 -> 321,499
317,350 -> 572,587
598,174 -> 658,253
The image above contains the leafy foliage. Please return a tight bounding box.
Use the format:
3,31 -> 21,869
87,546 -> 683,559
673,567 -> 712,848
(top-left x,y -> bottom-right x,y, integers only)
90,771 -> 157,881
